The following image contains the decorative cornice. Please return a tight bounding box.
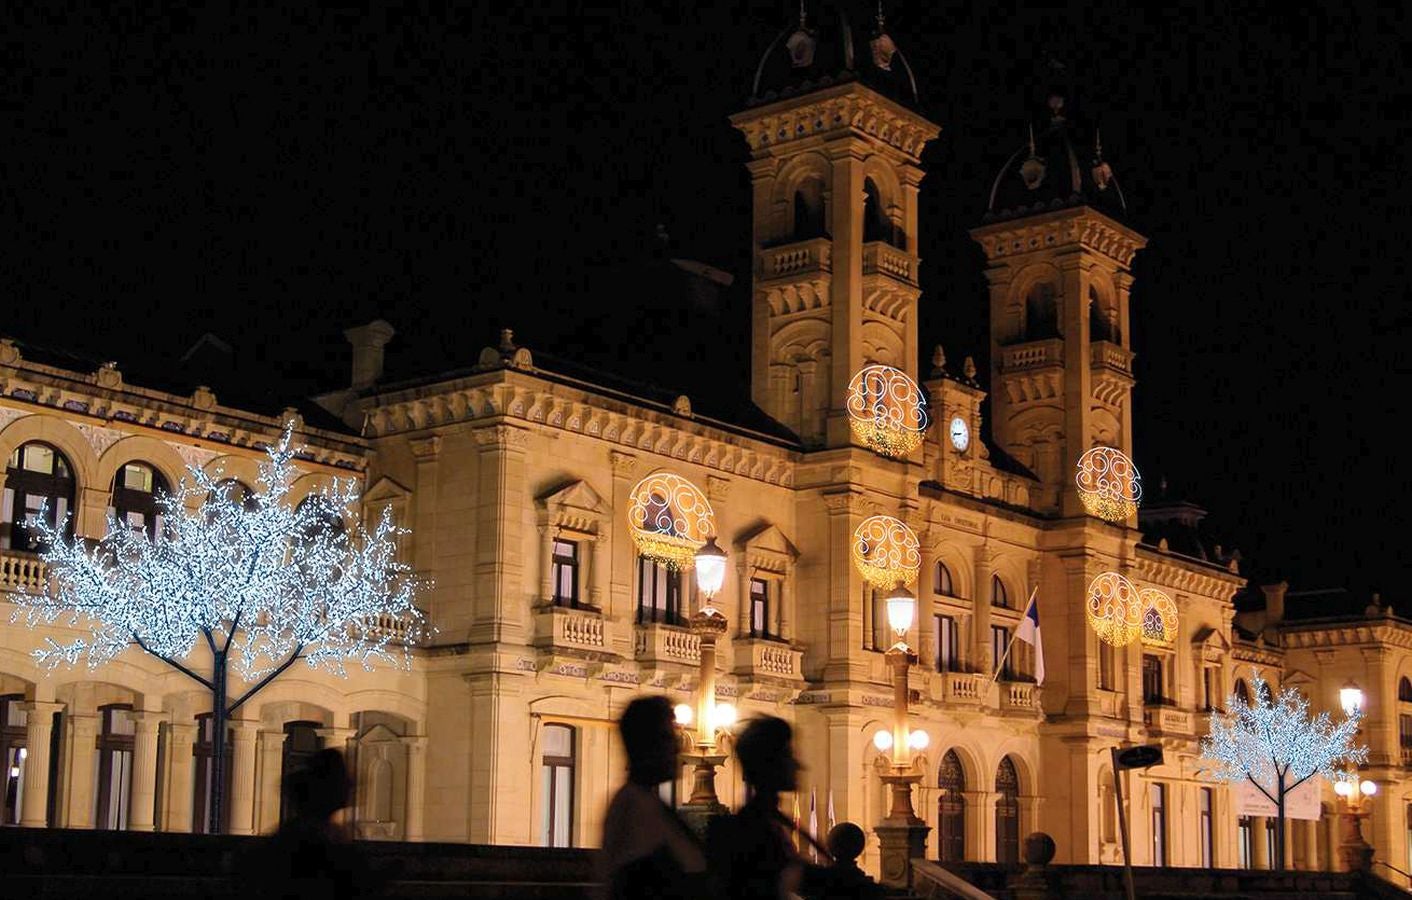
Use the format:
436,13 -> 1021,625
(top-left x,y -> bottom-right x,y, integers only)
971,208 -> 1147,268
610,450 -> 638,478
1133,548 -> 1245,600
408,435 -> 443,462
1280,619 -> 1412,652
472,423 -> 531,451
730,84 -> 939,163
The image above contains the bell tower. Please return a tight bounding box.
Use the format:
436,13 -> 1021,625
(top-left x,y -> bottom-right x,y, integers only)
731,7 -> 938,449
970,93 -> 1146,515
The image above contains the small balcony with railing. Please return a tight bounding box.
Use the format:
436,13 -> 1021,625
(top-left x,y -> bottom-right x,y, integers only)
861,241 -> 919,287
634,622 -> 700,667
732,637 -> 804,682
0,548 -> 47,596
999,338 -> 1064,374
533,604 -> 610,655
1090,339 -> 1134,376
757,238 -> 832,283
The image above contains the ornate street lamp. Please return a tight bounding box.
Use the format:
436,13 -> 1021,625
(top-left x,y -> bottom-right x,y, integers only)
1334,776 -> 1377,872
1340,680 -> 1364,718
873,583 -> 930,889
679,537 -> 734,826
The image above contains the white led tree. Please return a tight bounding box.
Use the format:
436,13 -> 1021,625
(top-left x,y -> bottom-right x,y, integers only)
1200,669 -> 1366,870
11,429 -> 426,834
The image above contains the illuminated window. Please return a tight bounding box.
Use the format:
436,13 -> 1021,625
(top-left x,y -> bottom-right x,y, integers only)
95,704 -> 135,830
2,442 -> 75,551
933,562 -> 954,597
636,557 -> 681,625
990,575 -> 1010,609
551,540 -> 579,608
0,695 -> 27,826
1142,655 -> 1164,704
934,615 -> 958,673
1238,816 -> 1253,868
995,756 -> 1020,864
937,750 -> 966,862
749,578 -> 771,638
540,724 -> 575,848
110,462 -> 169,539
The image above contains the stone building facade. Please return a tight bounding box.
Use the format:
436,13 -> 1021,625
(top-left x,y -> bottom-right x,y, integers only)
0,10 -> 1403,885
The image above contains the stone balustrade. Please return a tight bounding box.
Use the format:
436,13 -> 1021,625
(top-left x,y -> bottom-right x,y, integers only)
942,671 -> 986,705
758,238 -> 832,280
861,241 -> 919,285
634,623 -> 700,666
1091,339 -> 1134,374
1000,680 -> 1040,713
533,606 -> 607,652
733,638 -> 803,680
0,549 -> 47,595
1000,338 -> 1063,372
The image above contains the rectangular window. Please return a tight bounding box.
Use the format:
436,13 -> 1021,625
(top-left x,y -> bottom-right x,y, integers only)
1099,640 -> 1115,690
869,590 -> 889,651
1264,818 -> 1276,868
1149,781 -> 1167,867
551,540 -> 579,607
636,557 -> 681,625
1142,655 -> 1163,704
1200,788 -> 1214,868
22,444 -> 54,475
992,625 -> 1012,681
1400,715 -> 1412,750
749,578 -> 770,638
1238,816 -> 1253,869
1203,667 -> 1217,711
539,724 -> 575,848
934,614 -> 957,673
122,463 -> 153,492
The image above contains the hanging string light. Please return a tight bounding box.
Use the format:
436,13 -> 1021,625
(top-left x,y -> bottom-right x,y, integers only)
626,472 -> 715,569
1139,587 -> 1178,648
1075,446 -> 1142,522
845,365 -> 930,458
1085,571 -> 1142,646
851,515 -> 920,589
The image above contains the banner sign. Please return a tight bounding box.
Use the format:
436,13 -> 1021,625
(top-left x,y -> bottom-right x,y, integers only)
1234,776 -> 1322,820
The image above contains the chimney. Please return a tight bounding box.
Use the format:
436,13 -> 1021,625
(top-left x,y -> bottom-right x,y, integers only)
344,320 -> 395,390
1260,581 -> 1289,624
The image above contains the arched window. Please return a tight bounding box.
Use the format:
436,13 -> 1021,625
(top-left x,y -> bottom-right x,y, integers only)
934,562 -> 954,597
995,756 -> 1021,864
991,575 -> 1010,609
110,462 -> 170,539
296,495 -> 347,545
192,712 -> 232,834
1,695 -> 26,825
863,178 -> 899,246
1089,287 -> 1119,343
210,478 -> 259,511
1024,284 -> 1060,340
1234,678 -> 1251,707
792,179 -> 826,240
279,721 -> 324,823
96,704 -> 135,830
2,442 -> 75,551
1399,677 -> 1412,702
937,749 -> 966,862
540,724 -> 576,848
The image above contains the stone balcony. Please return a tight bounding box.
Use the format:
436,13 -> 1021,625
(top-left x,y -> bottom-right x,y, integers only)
732,638 -> 804,681
634,622 -> 700,666
533,605 -> 610,655
0,548 -> 46,595
757,238 -> 832,282
861,241 -> 919,286
998,680 -> 1042,715
938,671 -> 988,707
1091,339 -> 1134,375
1000,338 -> 1063,372
1143,701 -> 1194,736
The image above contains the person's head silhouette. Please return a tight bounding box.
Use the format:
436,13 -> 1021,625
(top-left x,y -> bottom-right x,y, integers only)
826,823 -> 866,866
735,715 -> 799,795
619,695 -> 679,787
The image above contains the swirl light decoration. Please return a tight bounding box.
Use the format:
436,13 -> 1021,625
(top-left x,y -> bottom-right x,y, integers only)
626,472 -> 716,569
845,365 -> 930,458
851,515 -> 921,589
1085,571 -> 1143,647
1075,446 -> 1143,523
1139,588 -> 1179,648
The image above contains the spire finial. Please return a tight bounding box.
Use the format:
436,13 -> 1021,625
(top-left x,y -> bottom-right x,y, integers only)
1094,127 -> 1103,161
931,344 -> 947,377
876,0 -> 885,29
799,0 -> 806,27
962,356 -> 977,381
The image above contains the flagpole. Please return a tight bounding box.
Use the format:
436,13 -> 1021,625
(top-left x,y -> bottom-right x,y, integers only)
986,585 -> 1038,687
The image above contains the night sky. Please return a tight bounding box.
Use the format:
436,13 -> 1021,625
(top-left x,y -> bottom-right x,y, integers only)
2,1 -> 1408,601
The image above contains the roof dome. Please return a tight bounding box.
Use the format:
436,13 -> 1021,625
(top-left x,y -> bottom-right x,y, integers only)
748,2 -> 920,109
984,91 -> 1127,224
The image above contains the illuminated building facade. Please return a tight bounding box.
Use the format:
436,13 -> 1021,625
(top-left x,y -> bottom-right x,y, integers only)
0,8 -> 1404,886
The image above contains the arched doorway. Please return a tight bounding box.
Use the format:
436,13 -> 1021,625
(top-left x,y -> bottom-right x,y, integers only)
279,721 -> 324,823
2,442 -> 76,551
995,756 -> 1021,864
937,749 -> 966,862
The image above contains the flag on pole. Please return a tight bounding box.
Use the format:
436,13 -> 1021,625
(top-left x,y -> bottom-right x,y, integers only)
792,793 -> 802,852
827,788 -> 836,833
1016,590 -> 1045,685
808,788 -> 819,862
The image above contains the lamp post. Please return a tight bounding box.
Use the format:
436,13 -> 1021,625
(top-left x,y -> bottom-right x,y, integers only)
1340,680 -> 1364,718
679,537 -> 734,830
1334,776 -> 1377,872
873,583 -> 930,890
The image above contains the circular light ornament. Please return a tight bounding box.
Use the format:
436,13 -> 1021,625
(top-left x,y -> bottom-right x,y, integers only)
908,729 -> 930,751
626,472 -> 716,569
1075,446 -> 1143,523
1138,588 -> 1178,648
713,703 -> 738,732
673,703 -> 694,727
846,365 -> 930,458
873,729 -> 894,752
852,515 -> 921,589
1085,571 -> 1142,647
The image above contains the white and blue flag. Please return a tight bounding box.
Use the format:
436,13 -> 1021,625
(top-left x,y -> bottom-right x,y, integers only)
1015,591 -> 1045,686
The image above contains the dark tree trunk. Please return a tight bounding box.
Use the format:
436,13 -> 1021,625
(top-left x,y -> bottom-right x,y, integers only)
1274,790 -> 1286,872
209,653 -> 228,835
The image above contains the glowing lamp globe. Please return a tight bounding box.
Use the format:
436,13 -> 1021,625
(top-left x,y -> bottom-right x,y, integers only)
1075,446 -> 1142,523
1340,680 -> 1364,717
908,729 -> 930,751
1085,571 -> 1142,647
1138,588 -> 1178,648
626,473 -> 715,569
884,586 -> 916,638
852,515 -> 921,589
693,537 -> 727,600
873,729 -> 894,752
1335,781 -> 1353,798
1361,780 -> 1378,797
713,702 -> 738,732
674,703 -> 694,727
846,365 -> 929,458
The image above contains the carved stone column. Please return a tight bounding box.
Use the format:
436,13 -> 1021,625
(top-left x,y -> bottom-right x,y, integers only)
164,721 -> 198,833
64,715 -> 99,828
127,711 -> 165,831
779,562 -> 794,640
228,720 -> 262,836
403,735 -> 428,841
472,424 -> 531,645
19,701 -> 63,828
973,547 -> 996,677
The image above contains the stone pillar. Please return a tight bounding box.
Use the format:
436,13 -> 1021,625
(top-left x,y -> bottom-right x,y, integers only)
538,525 -> 555,604
65,715 -> 99,829
164,722 -> 197,833
778,563 -> 793,640
973,548 -> 996,677
404,735 -> 428,841
127,711 -> 165,831
1251,816 -> 1270,869
589,531 -> 607,608
736,563 -> 752,639
255,728 -> 286,833
228,720 -> 261,836
472,424 -> 531,645
19,701 -> 63,828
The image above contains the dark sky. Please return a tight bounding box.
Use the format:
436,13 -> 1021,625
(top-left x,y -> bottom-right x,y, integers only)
2,1 -> 1408,599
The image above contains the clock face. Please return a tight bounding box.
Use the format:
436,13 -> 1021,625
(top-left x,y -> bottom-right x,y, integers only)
949,416 -> 970,451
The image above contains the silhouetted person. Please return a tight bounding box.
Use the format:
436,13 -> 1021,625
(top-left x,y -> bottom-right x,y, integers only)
803,823 -> 884,900
598,696 -> 707,900
254,748 -> 377,900
710,715 -> 824,900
